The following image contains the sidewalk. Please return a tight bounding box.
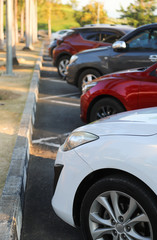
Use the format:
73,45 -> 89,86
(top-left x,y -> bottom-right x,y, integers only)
0,40 -> 46,240
0,42 -> 42,196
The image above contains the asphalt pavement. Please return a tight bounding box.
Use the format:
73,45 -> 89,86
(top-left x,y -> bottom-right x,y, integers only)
21,45 -> 84,240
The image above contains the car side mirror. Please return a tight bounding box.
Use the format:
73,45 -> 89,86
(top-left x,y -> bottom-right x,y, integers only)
112,41 -> 126,50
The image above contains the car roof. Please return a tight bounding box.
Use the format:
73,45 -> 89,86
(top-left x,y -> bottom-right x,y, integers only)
121,23 -> 157,41
72,24 -> 135,34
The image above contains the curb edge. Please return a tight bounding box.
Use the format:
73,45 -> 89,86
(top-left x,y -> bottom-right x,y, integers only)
0,41 -> 44,240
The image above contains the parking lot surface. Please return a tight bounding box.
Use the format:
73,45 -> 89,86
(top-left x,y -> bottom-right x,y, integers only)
21,49 -> 84,240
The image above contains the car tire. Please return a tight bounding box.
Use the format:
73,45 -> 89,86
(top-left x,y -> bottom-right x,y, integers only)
90,97 -> 125,122
57,55 -> 70,77
80,175 -> 157,240
78,69 -> 101,92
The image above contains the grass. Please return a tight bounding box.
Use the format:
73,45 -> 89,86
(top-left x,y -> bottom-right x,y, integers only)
38,4 -> 80,32
0,41 -> 42,196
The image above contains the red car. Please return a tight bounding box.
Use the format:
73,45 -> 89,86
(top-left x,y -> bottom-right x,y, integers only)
53,25 -> 134,77
80,63 -> 157,123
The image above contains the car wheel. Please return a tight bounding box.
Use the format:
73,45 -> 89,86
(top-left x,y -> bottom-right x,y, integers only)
90,97 -> 125,122
80,175 -> 157,240
78,69 -> 101,91
57,55 -> 70,77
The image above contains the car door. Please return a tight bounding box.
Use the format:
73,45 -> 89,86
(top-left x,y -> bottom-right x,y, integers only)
75,31 -> 104,52
139,68 -> 157,109
108,29 -> 157,72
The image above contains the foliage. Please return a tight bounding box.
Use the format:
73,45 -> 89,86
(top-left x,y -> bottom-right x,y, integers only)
118,0 -> 157,27
38,2 -> 80,31
68,0 -> 78,9
74,1 -> 107,26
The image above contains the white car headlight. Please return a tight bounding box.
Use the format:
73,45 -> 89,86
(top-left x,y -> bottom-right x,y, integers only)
82,82 -> 97,94
62,131 -> 99,151
69,55 -> 78,64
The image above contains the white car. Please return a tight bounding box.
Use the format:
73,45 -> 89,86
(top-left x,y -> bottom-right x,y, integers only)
51,29 -> 73,41
52,107 -> 157,240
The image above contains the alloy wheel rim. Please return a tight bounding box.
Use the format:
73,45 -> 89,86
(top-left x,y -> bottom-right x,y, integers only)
82,74 -> 97,84
96,105 -> 116,119
89,190 -> 153,240
59,59 -> 69,76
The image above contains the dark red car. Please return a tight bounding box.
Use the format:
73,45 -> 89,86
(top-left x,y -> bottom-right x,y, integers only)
80,63 -> 157,123
53,25 -> 134,77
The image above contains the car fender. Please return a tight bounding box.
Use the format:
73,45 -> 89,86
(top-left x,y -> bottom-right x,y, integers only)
75,133 -> 157,196
87,78 -> 139,112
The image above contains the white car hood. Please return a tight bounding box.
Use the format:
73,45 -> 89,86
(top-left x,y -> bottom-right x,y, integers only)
76,108 -> 157,136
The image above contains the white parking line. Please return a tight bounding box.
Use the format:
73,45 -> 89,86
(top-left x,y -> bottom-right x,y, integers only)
41,78 -> 67,83
32,133 -> 70,147
33,136 -> 58,143
50,100 -> 80,107
33,136 -> 60,147
39,92 -> 80,100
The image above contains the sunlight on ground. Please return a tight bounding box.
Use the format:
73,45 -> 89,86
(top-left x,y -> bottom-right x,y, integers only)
30,144 -> 57,160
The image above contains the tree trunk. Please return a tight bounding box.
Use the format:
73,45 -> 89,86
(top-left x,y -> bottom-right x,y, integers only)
33,0 -> 38,43
0,0 -> 4,51
20,7 -> 24,42
15,0 -> 18,43
48,7 -> 51,39
6,0 -> 13,74
24,0 -> 33,50
12,0 -> 19,65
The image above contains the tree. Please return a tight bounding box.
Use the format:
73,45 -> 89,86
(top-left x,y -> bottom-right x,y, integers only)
18,0 -> 25,42
12,0 -> 19,65
119,0 -> 157,27
33,0 -> 38,43
6,0 -> 13,74
24,0 -> 35,50
38,0 -> 64,36
0,0 -> 4,51
74,1 -> 107,26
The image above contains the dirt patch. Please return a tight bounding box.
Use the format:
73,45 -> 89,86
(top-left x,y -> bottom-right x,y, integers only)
0,90 -> 20,100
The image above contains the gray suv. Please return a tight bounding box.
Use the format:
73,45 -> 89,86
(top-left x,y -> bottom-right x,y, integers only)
66,23 -> 157,91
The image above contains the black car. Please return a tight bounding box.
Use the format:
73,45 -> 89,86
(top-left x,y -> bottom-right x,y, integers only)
66,23 -> 157,91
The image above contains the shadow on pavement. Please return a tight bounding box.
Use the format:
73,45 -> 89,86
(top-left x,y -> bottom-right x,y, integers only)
21,154 -> 82,240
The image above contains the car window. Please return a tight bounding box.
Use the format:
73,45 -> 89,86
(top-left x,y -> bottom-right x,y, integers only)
150,68 -> 157,77
59,30 -> 67,34
150,30 -> 157,49
127,29 -> 157,51
80,31 -> 121,43
80,32 -> 100,41
100,31 -> 121,43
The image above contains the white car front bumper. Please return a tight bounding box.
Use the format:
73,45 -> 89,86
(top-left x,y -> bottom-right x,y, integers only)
52,146 -> 92,227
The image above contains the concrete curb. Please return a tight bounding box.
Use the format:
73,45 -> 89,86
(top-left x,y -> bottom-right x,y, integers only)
0,42 -> 44,240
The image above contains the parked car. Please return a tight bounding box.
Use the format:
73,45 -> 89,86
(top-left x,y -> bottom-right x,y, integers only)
48,39 -> 57,58
50,29 -> 73,41
49,30 -> 74,58
53,25 -> 134,77
52,107 -> 157,240
80,62 -> 157,123
66,23 -> 157,91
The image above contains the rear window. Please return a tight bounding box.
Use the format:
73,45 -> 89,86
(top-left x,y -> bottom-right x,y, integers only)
80,32 -> 100,41
80,30 -> 121,43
